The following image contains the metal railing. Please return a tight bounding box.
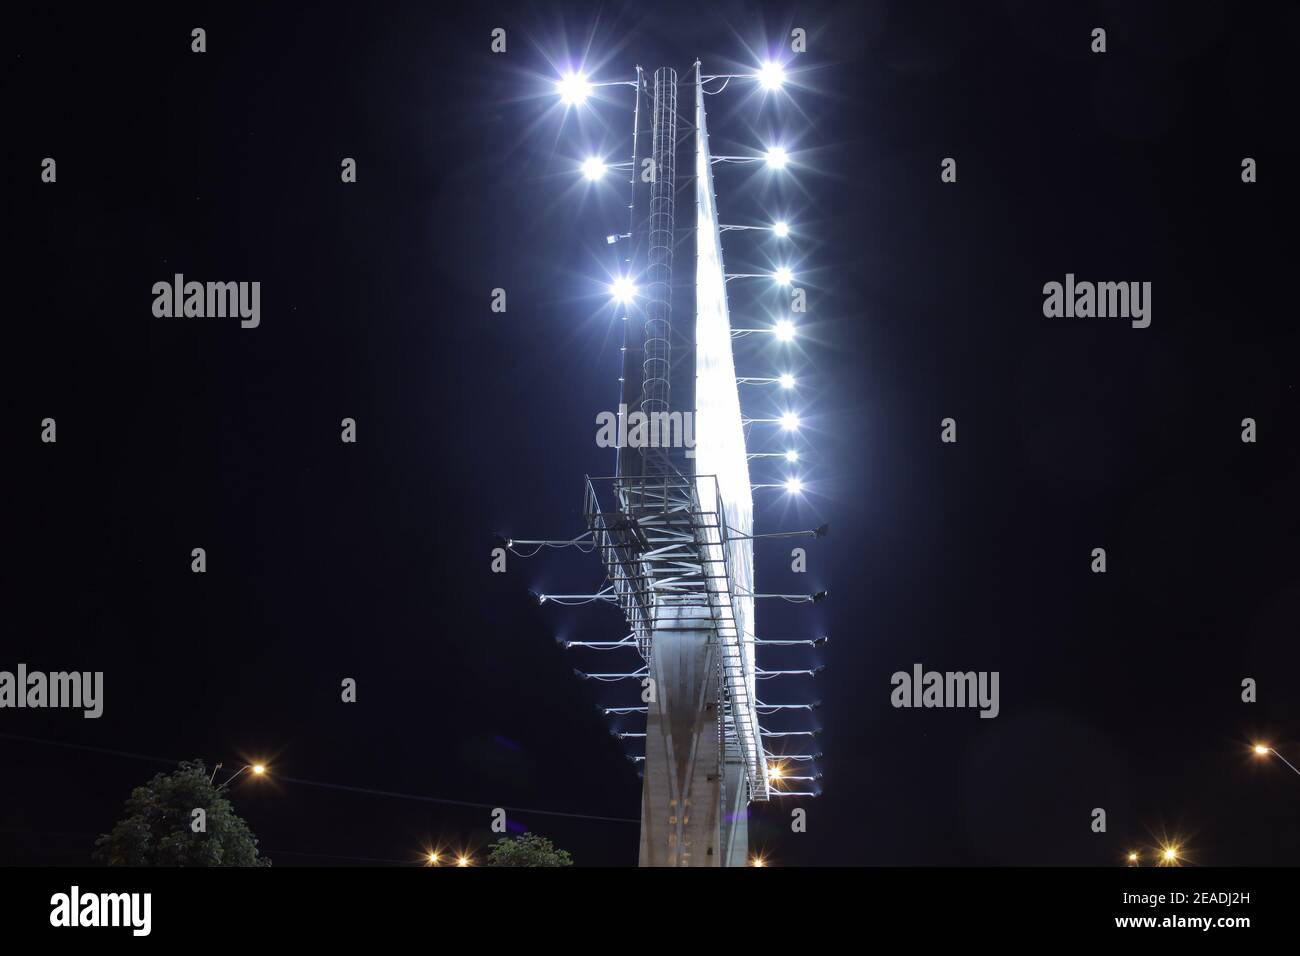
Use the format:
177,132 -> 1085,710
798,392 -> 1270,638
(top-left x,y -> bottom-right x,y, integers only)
583,473 -> 769,800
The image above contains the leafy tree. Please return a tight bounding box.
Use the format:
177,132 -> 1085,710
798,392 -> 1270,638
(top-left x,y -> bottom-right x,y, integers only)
93,760 -> 270,866
485,832 -> 573,867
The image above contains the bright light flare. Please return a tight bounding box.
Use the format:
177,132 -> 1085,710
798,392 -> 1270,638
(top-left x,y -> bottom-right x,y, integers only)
750,855 -> 767,867
773,319 -> 796,342
784,449 -> 799,463
610,277 -> 638,303
778,373 -> 796,389
251,764 -> 266,775
784,477 -> 804,494
556,72 -> 592,106
1160,845 -> 1180,865
772,220 -> 790,238
780,412 -> 800,431
758,61 -> 786,91
1254,744 -> 1271,755
773,267 -> 794,286
581,157 -> 606,180
456,855 -> 471,867
765,146 -> 789,170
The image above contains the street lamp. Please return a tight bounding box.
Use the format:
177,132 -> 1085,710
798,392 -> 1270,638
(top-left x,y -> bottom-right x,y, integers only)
210,762 -> 268,788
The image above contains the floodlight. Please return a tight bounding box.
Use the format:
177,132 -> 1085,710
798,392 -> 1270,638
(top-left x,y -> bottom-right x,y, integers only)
774,319 -> 796,341
557,72 -> 591,106
581,157 -> 606,181
610,277 -> 637,303
780,412 -> 800,431
772,221 -> 790,238
1254,744 -> 1270,755
252,764 -> 266,775
778,373 -> 796,389
784,477 -> 804,494
758,61 -> 786,91
784,449 -> 799,463
773,267 -> 794,286
765,146 -> 789,169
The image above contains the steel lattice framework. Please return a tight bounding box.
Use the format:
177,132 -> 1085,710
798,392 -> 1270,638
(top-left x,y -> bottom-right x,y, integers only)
584,473 -> 768,802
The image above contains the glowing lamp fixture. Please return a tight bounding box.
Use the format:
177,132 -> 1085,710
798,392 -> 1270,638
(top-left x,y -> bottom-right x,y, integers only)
758,61 -> 786,91
610,276 -> 637,303
557,72 -> 592,106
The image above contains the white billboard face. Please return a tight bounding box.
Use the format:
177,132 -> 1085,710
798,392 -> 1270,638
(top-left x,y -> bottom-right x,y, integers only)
693,77 -> 764,797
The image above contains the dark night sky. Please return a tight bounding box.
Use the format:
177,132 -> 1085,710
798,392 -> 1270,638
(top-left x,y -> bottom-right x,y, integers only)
5,0 -> 1299,867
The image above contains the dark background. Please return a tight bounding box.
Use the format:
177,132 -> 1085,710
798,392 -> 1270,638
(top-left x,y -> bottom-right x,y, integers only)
4,0 -> 1298,867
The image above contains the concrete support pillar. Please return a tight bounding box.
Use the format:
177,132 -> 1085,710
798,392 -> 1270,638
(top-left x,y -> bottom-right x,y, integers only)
639,617 -> 723,866
722,753 -> 750,867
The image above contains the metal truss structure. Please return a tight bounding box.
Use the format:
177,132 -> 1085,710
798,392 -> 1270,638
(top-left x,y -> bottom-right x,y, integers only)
584,472 -> 768,801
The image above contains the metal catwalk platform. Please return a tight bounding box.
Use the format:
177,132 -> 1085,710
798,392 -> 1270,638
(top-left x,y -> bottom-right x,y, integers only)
584,473 -> 769,806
